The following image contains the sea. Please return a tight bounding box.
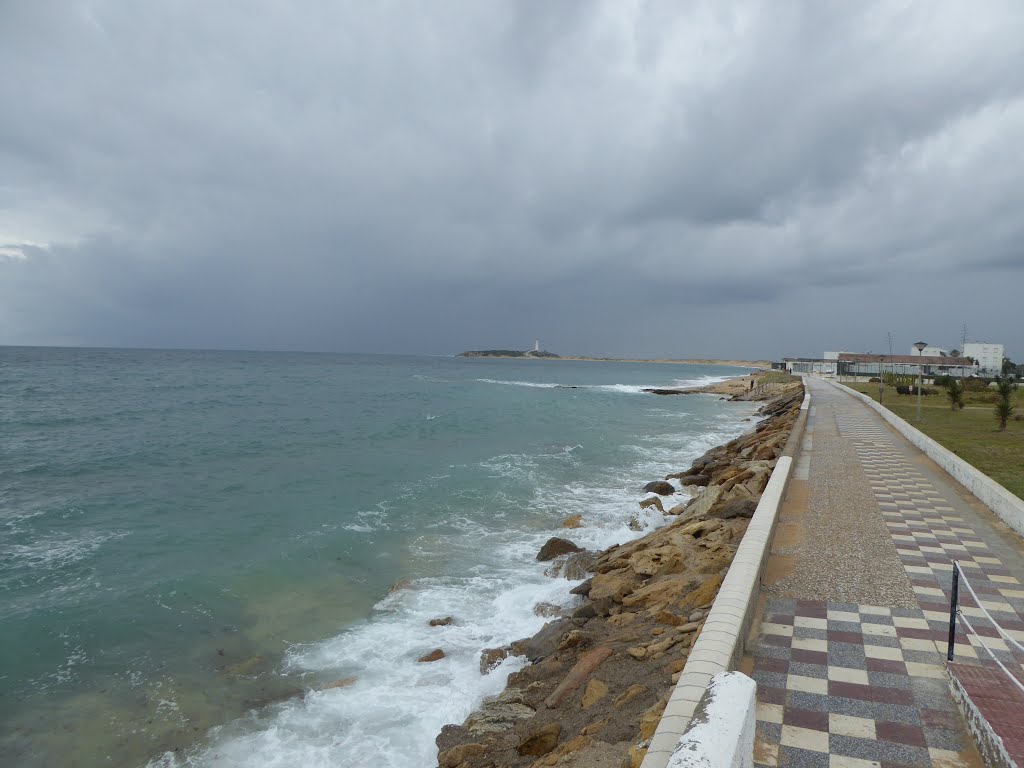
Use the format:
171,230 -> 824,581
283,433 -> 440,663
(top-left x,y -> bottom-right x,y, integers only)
0,347 -> 761,768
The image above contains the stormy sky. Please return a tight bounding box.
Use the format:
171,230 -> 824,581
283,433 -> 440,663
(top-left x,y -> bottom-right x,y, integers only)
2,1 -> 1022,361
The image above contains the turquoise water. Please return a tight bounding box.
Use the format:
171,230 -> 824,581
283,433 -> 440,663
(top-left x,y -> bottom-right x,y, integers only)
0,348 -> 758,767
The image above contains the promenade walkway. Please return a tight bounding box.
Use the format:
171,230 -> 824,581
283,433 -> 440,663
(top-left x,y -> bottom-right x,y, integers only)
743,377 -> 1024,768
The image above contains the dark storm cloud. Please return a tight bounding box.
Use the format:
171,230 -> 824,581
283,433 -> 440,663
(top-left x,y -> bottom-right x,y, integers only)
1,0 -> 1023,359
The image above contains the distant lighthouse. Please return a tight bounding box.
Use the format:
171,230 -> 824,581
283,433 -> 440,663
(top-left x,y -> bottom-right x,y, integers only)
534,339 -> 540,352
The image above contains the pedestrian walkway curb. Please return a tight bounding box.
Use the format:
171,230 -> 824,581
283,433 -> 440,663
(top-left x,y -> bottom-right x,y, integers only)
641,386 -> 810,768
825,379 -> 1024,539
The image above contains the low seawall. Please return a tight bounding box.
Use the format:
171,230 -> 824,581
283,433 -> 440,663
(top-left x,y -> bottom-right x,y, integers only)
640,385 -> 809,768
433,384 -> 806,768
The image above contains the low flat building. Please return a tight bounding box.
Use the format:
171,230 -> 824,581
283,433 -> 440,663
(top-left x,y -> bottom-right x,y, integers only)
838,352 -> 974,378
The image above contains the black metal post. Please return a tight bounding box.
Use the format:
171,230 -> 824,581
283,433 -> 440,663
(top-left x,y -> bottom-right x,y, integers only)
947,561 -> 960,661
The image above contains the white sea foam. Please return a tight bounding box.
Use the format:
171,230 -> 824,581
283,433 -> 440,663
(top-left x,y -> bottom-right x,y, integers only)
148,413 -> 759,768
3,529 -> 129,570
476,378 -> 560,388
477,374 -> 743,395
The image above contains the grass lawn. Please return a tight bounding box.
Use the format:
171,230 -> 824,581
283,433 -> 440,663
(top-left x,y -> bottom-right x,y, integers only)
758,371 -> 800,385
845,381 -> 1024,501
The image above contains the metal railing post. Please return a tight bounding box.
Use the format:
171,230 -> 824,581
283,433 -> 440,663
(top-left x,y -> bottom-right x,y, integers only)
947,561 -> 960,661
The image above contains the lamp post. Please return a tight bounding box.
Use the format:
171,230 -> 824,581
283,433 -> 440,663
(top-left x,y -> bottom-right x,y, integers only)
879,356 -> 884,404
914,341 -> 928,422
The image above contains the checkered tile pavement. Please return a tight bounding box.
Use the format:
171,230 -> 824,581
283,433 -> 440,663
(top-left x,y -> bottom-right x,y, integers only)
749,384 -> 1024,767
752,599 -> 971,768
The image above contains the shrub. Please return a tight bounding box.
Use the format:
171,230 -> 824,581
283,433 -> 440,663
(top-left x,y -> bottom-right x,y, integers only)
963,377 -> 990,392
945,378 -> 964,411
884,372 -> 916,388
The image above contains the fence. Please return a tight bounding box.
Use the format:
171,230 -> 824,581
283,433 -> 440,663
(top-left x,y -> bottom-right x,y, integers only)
946,560 -> 1024,697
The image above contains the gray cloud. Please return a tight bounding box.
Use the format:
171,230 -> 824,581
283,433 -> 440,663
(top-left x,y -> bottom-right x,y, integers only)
1,0 -> 1023,360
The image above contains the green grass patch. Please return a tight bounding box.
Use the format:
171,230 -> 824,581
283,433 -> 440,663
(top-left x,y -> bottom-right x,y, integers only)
846,382 -> 1024,500
759,371 -> 799,385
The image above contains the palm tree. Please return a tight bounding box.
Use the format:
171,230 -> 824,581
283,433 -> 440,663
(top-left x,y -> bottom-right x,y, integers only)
995,376 -> 1017,431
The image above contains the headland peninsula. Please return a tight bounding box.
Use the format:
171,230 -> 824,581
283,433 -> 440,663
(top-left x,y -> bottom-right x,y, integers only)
458,350 -> 772,369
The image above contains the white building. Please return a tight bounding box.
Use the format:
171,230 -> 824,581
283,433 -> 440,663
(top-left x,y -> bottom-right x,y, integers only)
963,342 -> 1004,375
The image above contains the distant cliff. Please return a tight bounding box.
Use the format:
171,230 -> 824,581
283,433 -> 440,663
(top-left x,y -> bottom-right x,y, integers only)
459,350 -> 561,358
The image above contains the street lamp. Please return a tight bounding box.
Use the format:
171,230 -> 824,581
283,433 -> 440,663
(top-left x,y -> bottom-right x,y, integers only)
879,356 -> 884,404
914,341 -> 928,422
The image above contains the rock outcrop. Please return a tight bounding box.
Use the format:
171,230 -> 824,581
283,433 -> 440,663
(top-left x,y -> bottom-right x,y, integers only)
434,382 -> 803,768
537,537 -> 582,561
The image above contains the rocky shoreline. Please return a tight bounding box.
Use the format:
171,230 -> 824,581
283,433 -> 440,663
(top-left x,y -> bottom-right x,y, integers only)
431,381 -> 804,768
642,370 -> 789,398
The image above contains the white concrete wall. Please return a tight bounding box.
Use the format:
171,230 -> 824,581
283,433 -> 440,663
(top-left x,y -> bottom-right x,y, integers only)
641,391 -> 809,768
828,380 -> 1024,538
666,672 -> 757,768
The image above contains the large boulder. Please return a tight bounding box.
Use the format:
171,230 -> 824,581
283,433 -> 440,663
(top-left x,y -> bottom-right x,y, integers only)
676,473 -> 710,486
708,498 -> 758,520
479,646 -> 510,673
537,537 -> 582,561
563,550 -> 598,580
511,618 -> 572,661
639,496 -> 664,512
643,480 -> 676,496
438,743 -> 486,768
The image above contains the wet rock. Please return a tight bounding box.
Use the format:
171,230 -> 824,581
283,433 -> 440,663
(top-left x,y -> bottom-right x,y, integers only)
569,577 -> 593,596
321,676 -> 357,690
533,602 -> 564,617
417,648 -> 446,663
563,550 -> 598,580
466,698 -> 536,734
643,481 -> 676,496
386,578 -> 413,595
512,618 -> 572,661
479,646 -> 510,674
225,654 -> 267,677
428,616 -> 454,627
544,558 -> 566,578
639,496 -> 664,512
561,514 -> 584,529
516,722 -> 561,756
676,474 -> 711,486
537,537 -> 582,561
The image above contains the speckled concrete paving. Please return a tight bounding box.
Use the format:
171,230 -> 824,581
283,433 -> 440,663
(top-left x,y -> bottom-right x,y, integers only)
744,378 -> 1024,768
